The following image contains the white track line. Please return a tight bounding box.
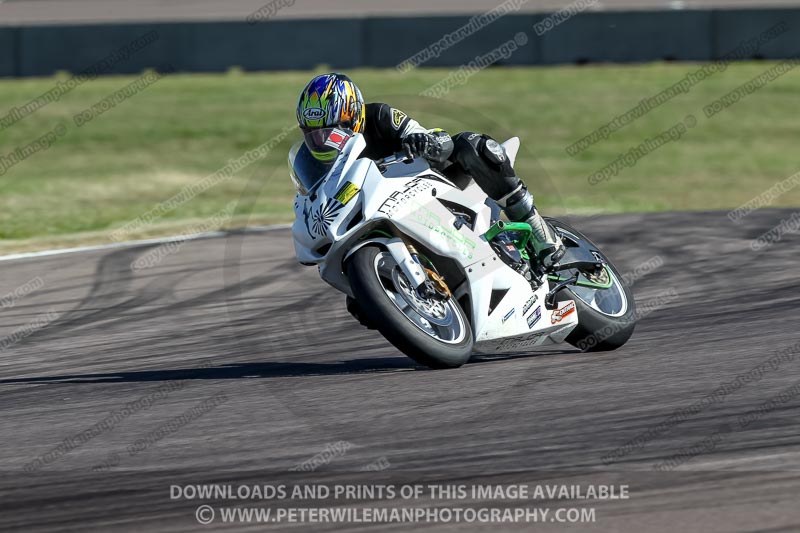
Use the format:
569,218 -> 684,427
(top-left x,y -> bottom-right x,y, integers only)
0,224 -> 292,263
685,451 -> 800,470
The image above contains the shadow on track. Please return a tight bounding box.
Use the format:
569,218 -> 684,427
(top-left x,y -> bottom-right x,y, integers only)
0,357 -> 417,384
0,350 -> 572,385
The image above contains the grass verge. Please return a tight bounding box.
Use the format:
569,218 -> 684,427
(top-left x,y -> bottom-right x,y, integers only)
1,63 -> 798,252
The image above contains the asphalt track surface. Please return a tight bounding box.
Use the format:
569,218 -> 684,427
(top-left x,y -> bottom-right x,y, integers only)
1,208 -> 799,532
2,0 -> 800,25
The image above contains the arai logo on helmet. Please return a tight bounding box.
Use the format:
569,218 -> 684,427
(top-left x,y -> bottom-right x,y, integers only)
303,108 -> 326,121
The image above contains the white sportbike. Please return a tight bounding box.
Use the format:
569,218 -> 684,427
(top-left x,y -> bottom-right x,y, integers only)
290,128 -> 635,369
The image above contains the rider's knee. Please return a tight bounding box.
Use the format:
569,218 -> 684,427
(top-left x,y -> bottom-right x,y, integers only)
452,132 -> 518,200
452,132 -> 513,175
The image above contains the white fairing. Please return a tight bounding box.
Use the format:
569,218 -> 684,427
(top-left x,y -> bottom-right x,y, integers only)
291,133 -> 577,353
501,137 -> 520,167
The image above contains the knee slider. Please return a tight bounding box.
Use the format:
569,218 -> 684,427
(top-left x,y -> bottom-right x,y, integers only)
482,138 -> 507,166
453,132 -> 513,176
453,131 -> 523,203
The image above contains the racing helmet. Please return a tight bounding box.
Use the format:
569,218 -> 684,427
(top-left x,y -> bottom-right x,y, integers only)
296,73 -> 366,163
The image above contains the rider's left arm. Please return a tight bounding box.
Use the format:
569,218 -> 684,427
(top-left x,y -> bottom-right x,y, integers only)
372,103 -> 453,163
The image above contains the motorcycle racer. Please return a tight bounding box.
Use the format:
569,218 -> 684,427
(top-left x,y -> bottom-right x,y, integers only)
294,72 -> 565,269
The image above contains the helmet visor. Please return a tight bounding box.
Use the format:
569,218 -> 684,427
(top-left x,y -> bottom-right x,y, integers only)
303,127 -> 353,163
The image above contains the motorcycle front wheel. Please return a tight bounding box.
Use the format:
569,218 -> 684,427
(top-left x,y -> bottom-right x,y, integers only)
347,245 -> 474,369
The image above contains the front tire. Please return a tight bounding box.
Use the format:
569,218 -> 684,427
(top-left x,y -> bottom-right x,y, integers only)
348,245 -> 474,369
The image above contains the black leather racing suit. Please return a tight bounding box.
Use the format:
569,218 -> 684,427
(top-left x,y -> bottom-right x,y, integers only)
360,102 -> 535,221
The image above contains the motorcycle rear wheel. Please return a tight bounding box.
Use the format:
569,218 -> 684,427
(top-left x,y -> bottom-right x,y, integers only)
546,219 -> 637,352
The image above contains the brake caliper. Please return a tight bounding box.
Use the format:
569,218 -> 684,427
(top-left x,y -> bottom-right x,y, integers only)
425,268 -> 452,300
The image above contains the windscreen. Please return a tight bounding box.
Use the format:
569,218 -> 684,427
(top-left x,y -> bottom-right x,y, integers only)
289,128 -> 353,195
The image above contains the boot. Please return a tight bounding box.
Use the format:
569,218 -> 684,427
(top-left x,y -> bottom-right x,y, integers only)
499,185 -> 565,270
523,207 -> 565,269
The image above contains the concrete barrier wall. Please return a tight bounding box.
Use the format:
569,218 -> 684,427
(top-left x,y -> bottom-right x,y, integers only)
363,16 -> 541,68
539,10 -> 714,64
13,20 -> 366,77
1,8 -> 798,78
713,9 -> 800,58
0,28 -> 18,77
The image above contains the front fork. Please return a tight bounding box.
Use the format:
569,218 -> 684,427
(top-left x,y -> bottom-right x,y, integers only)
365,237 -> 449,301
384,238 -> 430,290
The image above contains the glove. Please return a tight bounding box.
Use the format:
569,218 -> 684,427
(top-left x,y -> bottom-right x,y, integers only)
402,133 -> 437,159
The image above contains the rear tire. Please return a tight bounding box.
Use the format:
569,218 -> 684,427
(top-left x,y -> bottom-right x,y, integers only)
348,245 -> 474,369
561,287 -> 636,352
547,219 -> 636,352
